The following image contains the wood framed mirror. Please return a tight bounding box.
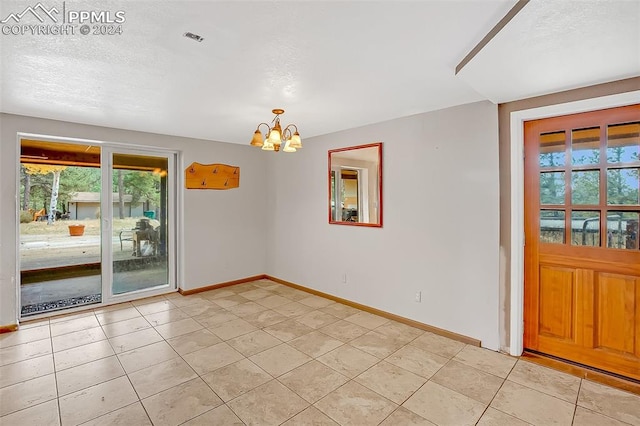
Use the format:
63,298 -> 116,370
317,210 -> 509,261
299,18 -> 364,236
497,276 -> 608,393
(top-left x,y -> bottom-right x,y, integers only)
328,142 -> 383,227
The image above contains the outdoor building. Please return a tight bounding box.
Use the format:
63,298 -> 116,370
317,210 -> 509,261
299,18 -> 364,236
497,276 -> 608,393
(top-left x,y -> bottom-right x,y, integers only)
67,192 -> 144,220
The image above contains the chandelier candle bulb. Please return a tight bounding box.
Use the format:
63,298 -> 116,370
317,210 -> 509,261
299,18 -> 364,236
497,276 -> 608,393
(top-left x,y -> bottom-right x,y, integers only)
250,109 -> 302,153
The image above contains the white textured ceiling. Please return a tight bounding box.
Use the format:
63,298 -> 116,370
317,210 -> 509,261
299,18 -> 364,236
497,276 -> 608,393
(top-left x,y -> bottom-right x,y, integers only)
1,1 -> 637,145
456,0 -> 640,103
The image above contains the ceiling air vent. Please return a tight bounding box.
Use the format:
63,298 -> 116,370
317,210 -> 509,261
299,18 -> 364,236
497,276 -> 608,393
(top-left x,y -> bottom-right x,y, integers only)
183,32 -> 204,42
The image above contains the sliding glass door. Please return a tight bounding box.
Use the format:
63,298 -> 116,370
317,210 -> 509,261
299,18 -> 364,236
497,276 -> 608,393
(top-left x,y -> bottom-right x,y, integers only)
19,138 -> 177,318
19,140 -> 103,316
104,149 -> 174,300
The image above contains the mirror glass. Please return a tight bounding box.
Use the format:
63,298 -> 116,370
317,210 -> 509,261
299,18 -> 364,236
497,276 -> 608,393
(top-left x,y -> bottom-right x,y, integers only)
329,142 -> 382,227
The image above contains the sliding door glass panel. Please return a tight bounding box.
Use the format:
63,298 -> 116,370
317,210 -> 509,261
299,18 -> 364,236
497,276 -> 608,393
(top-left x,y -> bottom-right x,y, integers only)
111,153 -> 169,295
19,140 -> 102,316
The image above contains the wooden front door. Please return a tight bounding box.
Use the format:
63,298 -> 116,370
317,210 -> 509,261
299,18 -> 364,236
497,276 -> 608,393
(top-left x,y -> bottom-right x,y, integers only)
524,104 -> 640,381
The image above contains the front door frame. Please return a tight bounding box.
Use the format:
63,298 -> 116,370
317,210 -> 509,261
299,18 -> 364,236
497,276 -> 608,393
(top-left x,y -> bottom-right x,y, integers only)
508,90 -> 640,356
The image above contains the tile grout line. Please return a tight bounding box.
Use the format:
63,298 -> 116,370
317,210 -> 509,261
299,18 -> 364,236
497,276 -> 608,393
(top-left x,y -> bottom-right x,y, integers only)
110,298 -> 197,424
20,285 -> 416,423
196,314 -> 300,421
130,287 -> 277,424
0,338 -> 52,368
272,356 -> 338,423
427,351 -> 513,414
54,306 -> 134,424
267,317 -> 440,424
175,283 -> 292,424
58,298 -> 173,424
470,350 -> 520,425
573,381 -> 634,426
389,346 -> 463,423
355,335 -> 441,426
483,357 -> 592,425
55,311 -> 96,425
4,284 -> 415,424
189,285 -> 343,424
570,379 -> 583,425
107,303 -> 152,424
52,325 -> 63,426
42,322 -> 63,425
7,281 -> 635,425
478,358 -> 529,423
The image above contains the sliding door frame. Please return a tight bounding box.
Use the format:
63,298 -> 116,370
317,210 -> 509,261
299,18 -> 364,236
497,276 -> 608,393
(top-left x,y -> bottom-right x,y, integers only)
15,133 -> 182,321
101,145 -> 178,304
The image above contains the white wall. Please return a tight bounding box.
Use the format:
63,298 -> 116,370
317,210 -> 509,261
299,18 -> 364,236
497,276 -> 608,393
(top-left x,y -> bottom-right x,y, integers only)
267,101 -> 501,349
0,113 -> 268,326
1,103 -> 500,347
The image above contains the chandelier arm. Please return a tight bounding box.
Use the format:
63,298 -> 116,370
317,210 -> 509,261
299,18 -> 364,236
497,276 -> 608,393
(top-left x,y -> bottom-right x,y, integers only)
284,124 -> 298,133
283,124 -> 299,140
256,122 -> 272,133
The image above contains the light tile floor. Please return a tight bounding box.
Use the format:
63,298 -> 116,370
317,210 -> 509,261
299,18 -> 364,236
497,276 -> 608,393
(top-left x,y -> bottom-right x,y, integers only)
1,279 -> 639,426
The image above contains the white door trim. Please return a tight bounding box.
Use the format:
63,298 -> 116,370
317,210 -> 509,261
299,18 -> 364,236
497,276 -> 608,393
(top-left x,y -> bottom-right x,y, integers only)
101,146 -> 177,304
508,90 -> 640,356
15,133 -> 182,321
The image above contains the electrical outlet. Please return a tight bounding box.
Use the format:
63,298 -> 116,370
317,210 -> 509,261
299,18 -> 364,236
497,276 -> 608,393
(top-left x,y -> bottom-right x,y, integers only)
415,291 -> 421,302
342,273 -> 347,284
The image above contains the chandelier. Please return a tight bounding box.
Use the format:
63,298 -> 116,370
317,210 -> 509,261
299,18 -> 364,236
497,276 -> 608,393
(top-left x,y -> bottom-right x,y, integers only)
250,109 -> 302,153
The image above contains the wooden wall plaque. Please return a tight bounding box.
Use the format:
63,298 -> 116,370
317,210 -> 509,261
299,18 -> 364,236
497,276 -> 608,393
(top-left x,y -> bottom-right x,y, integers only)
185,162 -> 240,190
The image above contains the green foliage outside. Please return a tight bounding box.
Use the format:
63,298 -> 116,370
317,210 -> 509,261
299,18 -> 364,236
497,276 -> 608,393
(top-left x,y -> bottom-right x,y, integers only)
119,170 -> 161,206
539,145 -> 639,247
20,165 -> 161,219
19,211 -> 33,223
539,146 -> 639,208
